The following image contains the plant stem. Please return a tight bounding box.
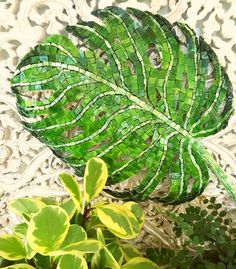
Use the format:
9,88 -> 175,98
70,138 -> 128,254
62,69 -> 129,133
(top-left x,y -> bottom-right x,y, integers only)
81,203 -> 91,227
194,141 -> 236,201
50,256 -> 56,269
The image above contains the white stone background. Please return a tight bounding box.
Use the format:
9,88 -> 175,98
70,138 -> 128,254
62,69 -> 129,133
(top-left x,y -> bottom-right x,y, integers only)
0,0 -> 236,248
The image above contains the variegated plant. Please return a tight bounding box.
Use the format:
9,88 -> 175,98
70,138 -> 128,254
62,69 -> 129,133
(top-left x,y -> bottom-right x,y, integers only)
11,7 -> 234,203
0,158 -> 157,269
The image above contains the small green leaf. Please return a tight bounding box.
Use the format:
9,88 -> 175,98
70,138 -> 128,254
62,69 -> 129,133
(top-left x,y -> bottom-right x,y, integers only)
121,257 -> 159,269
0,257 -> 12,268
13,223 -> 28,238
61,225 -> 87,248
197,265 -> 209,269
215,203 -> 222,209
0,234 -> 26,260
180,222 -> 193,237
60,198 -> 76,220
107,243 -> 123,265
97,228 -> 105,245
196,246 -> 204,256
59,173 -> 82,213
9,198 -> 46,220
173,226 -> 182,237
223,218 -> 230,225
121,243 -> 142,261
95,203 -> 140,239
1,264 -> 35,269
27,205 -> 70,254
207,204 -> 214,209
216,262 -> 226,269
206,215 -> 214,221
101,229 -> 117,242
33,253 -> 51,269
219,211 -> 227,217
211,210 -> 218,216
192,235 -> 199,244
146,247 -> 173,266
210,197 -> 216,203
200,209 -> 208,217
57,254 -> 88,269
94,228 -> 121,267
84,157 -> 108,203
91,250 -> 106,269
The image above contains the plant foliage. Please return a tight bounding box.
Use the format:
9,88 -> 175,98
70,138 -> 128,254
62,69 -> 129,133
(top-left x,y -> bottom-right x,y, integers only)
147,198 -> 236,269
11,7 -> 234,203
0,157 -> 158,269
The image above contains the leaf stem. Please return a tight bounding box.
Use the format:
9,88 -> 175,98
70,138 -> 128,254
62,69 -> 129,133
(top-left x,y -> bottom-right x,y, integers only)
194,141 -> 236,201
81,203 -> 91,227
50,256 -> 56,269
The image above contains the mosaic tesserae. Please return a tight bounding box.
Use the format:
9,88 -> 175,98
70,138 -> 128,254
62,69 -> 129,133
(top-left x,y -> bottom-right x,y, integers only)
10,7 -> 234,204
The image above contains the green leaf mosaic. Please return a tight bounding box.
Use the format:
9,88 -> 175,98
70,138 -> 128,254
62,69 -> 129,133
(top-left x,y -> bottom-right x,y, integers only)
11,7 -> 234,204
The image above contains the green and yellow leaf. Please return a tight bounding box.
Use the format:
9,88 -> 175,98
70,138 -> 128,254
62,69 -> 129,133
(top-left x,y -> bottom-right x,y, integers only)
60,198 -> 76,220
38,197 -> 57,205
123,202 -> 144,229
91,248 -> 120,269
91,200 -> 107,208
96,228 -> 122,265
25,241 -> 36,260
94,227 -> 119,246
84,157 -> 108,203
101,229 -> 117,242
95,203 -> 140,239
57,254 -> 88,269
0,234 -> 26,261
96,227 -> 105,245
90,250 -> 105,269
107,243 -> 123,265
85,212 -> 103,231
1,264 -> 35,269
49,240 -> 101,256
13,223 -> 28,238
59,173 -> 82,212
62,240 -> 101,253
121,257 -> 159,269
27,205 -> 69,254
121,243 -> 141,261
61,224 -> 87,248
9,198 -> 46,220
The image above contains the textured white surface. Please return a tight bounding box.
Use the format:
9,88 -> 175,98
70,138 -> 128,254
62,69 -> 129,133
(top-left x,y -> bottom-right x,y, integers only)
0,0 -> 236,242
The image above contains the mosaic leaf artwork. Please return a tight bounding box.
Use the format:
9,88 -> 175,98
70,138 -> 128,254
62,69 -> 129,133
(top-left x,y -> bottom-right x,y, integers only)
11,7 -> 234,204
